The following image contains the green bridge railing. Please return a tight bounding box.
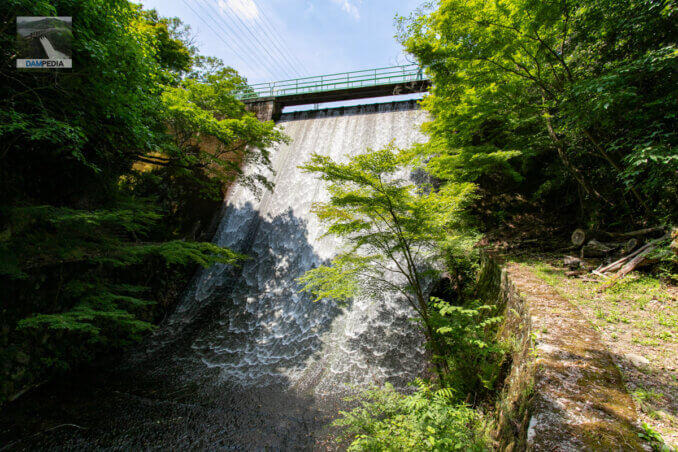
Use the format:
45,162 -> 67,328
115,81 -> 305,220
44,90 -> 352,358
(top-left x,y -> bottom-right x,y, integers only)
235,64 -> 427,101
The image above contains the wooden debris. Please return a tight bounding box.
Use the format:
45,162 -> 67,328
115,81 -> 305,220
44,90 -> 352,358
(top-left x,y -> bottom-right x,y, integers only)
608,226 -> 666,239
571,226 -> 664,248
597,241 -> 654,274
566,226 -> 668,288
571,228 -> 587,247
598,233 -> 670,291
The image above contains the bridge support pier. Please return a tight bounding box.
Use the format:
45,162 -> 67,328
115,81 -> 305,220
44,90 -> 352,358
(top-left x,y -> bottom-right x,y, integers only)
245,100 -> 282,122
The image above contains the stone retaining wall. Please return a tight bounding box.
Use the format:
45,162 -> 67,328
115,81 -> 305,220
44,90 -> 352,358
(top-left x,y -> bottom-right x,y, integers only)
480,257 -> 646,451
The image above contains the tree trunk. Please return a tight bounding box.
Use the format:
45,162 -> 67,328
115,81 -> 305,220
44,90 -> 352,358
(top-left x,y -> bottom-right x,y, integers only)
542,102 -> 611,206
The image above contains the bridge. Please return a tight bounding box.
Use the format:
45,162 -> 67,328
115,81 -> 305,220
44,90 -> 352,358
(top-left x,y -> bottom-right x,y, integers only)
238,64 -> 430,121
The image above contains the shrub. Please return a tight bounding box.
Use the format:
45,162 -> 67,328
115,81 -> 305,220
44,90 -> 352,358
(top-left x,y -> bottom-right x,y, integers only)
432,298 -> 505,399
334,381 -> 491,451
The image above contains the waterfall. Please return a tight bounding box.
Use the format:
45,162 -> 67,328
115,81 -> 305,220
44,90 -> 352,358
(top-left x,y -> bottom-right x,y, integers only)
163,100 -> 430,399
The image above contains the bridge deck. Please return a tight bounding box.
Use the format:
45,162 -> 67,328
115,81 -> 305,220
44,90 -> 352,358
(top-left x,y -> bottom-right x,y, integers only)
247,80 -> 430,107
238,64 -> 430,120
238,65 -> 428,102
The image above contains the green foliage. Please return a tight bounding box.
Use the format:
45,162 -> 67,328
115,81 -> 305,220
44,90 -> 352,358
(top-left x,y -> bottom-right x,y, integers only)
0,0 -> 284,402
639,422 -> 675,452
298,144 -> 475,316
297,144 -> 477,382
0,201 -> 241,277
159,66 -> 289,199
432,298 -> 505,397
333,382 -> 491,451
299,145 -> 504,448
632,387 -> 664,414
398,0 -> 677,225
297,253 -> 365,303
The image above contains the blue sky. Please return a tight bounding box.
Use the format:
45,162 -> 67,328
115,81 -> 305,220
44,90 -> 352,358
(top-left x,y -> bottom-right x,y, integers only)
138,0 -> 425,85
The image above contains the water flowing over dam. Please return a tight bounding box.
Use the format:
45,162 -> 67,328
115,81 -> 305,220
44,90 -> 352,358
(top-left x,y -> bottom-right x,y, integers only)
0,100 -> 431,450
172,100 -> 430,399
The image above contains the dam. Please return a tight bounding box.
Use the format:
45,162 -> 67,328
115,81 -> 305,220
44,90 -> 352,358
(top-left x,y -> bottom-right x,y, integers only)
1,100 -> 431,449
175,100 -> 430,397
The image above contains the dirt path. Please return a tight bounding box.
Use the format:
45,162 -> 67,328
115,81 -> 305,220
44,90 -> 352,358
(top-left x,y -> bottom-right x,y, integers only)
524,258 -> 678,449
504,262 -> 648,450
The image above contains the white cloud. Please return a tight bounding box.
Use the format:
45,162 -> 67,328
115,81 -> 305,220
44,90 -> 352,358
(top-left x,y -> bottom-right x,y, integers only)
331,0 -> 361,20
218,0 -> 259,21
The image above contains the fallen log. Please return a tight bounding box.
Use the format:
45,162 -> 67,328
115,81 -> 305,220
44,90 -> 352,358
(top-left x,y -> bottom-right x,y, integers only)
597,241 -> 653,273
571,226 -> 665,248
570,228 -> 617,246
581,237 -> 639,260
598,233 -> 670,291
571,228 -> 587,247
608,226 -> 666,239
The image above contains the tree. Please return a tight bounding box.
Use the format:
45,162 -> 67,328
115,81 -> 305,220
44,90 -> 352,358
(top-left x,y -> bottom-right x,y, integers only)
297,144 -> 476,381
397,0 -> 677,225
129,62 -> 288,240
158,66 -> 288,199
0,0 -> 286,403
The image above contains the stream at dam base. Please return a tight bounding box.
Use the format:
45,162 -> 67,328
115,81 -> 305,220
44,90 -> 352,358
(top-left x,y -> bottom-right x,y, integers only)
0,100 -> 430,450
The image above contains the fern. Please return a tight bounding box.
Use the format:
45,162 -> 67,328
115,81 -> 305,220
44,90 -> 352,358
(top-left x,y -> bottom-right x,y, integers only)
334,383 -> 490,451
431,297 -> 506,397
